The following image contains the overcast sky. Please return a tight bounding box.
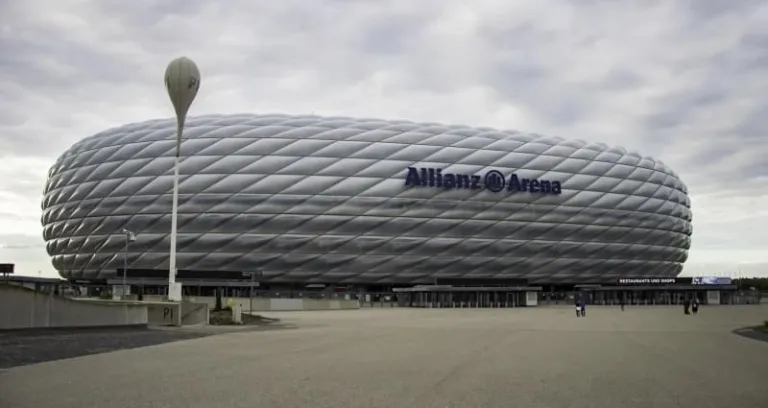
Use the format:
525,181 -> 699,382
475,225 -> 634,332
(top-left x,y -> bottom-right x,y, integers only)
1,0 -> 767,278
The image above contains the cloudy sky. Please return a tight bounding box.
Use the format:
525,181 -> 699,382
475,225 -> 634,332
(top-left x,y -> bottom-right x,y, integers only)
1,0 -> 767,278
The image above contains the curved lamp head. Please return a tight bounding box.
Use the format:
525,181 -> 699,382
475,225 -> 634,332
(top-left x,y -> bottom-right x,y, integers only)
164,57 -> 201,145
122,228 -> 137,242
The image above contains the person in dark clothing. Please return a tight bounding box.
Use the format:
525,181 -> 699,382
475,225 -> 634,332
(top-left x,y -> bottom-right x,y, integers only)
580,299 -> 586,317
684,299 -> 690,315
575,298 -> 581,317
620,297 -> 625,311
692,299 -> 699,315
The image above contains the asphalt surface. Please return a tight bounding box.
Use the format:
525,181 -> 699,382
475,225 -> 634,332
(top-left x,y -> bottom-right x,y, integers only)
1,305 -> 767,408
0,327 -> 213,369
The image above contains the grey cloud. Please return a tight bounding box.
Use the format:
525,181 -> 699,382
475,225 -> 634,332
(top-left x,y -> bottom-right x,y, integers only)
0,234 -> 45,249
353,13 -> 428,56
727,107 -> 768,144
98,0 -> 210,25
1,0 -> 768,276
594,69 -> 646,91
681,0 -> 763,20
1,177 -> 45,200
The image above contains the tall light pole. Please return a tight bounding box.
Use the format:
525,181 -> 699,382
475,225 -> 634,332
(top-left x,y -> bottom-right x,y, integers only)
164,57 -> 201,301
122,228 -> 136,299
242,270 -> 263,313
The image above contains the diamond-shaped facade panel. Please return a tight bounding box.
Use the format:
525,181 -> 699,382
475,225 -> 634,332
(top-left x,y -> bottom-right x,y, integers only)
42,114 -> 692,284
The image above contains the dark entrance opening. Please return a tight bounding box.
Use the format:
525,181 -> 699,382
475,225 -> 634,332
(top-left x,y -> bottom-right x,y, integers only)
393,285 -> 542,308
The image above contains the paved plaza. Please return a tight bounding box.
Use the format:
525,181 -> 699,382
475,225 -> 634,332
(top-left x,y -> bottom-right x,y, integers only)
1,305 -> 767,408
0,327 -> 214,369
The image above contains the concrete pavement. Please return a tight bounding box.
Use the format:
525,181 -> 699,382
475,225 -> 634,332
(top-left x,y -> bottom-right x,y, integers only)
0,327 -> 213,369
1,305 -> 767,408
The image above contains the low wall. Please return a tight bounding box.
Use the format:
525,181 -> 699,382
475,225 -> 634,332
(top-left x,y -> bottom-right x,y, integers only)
0,284 -> 148,330
181,302 -> 210,325
79,299 -> 209,327
180,296 -> 360,312
146,303 -> 181,326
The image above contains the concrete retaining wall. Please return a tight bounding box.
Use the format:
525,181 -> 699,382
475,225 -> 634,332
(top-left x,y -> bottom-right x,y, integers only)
175,296 -> 360,312
78,299 -> 209,327
146,302 -> 181,326
0,284 -> 148,330
181,302 -> 210,326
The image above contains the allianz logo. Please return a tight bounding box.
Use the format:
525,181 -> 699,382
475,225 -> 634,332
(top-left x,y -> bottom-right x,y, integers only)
404,166 -> 563,195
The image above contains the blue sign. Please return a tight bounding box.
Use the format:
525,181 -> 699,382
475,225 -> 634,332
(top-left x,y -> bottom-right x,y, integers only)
692,277 -> 732,285
404,167 -> 562,195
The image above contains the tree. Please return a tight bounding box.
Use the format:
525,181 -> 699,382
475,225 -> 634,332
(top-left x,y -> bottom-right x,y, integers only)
734,277 -> 768,292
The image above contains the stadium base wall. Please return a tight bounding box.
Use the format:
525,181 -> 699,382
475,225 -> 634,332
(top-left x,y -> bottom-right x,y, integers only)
0,284 -> 148,330
174,296 -> 360,312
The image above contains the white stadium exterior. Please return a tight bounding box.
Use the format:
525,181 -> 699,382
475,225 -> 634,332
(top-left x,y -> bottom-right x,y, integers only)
41,114 -> 692,287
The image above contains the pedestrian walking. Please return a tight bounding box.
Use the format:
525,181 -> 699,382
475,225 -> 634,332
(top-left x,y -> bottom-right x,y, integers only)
580,299 -> 587,317
575,298 -> 581,317
692,299 -> 699,315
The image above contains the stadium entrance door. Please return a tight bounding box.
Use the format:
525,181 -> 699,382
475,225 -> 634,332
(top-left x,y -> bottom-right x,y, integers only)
393,285 -> 542,308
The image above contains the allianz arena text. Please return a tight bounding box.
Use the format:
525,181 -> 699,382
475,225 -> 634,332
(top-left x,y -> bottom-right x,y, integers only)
41,114 -> 692,285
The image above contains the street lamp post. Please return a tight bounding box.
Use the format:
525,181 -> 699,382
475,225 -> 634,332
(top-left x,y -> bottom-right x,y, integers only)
242,270 -> 263,313
121,228 -> 136,299
164,57 -> 201,302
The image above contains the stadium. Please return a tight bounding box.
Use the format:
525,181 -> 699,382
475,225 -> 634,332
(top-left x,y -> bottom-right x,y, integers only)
41,113 -> 702,304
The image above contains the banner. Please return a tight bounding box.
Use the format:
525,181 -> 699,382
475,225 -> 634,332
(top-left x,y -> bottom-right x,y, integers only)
692,277 -> 732,285
617,278 -> 676,285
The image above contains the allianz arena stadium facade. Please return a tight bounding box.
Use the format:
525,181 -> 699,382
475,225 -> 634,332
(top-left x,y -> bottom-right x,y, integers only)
41,114 -> 692,286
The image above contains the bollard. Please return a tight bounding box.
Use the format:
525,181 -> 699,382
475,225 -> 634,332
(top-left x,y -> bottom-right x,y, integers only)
232,304 -> 243,324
